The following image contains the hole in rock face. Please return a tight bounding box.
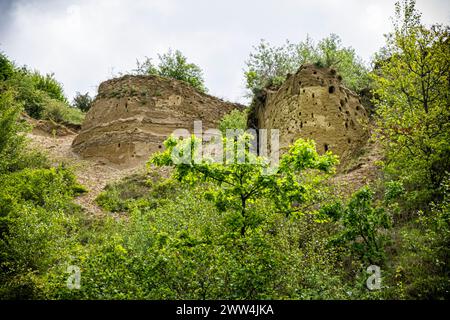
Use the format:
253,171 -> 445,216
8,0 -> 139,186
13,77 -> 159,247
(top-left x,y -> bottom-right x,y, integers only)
348,138 -> 351,144
311,113 -> 314,118
118,143 -> 121,148
345,122 -> 348,129
328,86 -> 335,94
312,93 -> 315,98
356,105 -> 360,110
339,107 -> 342,111
158,145 -> 162,149
324,144 -> 329,152
313,71 -> 317,75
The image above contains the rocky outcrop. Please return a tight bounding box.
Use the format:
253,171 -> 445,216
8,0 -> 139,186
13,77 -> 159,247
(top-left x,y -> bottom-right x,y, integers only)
248,64 -> 369,165
72,75 -> 243,166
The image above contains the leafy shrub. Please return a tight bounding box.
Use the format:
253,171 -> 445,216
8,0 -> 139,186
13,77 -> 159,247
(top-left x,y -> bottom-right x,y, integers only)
0,90 -> 50,174
0,204 -> 81,299
0,90 -> 26,173
0,52 -> 14,82
382,176 -> 450,299
150,134 -> 338,235
72,92 -> 93,112
134,49 -> 207,93
96,174 -> 151,212
1,58 -> 77,123
28,71 -> 68,104
55,184 -> 351,300
6,70 -> 47,118
41,97 -> 85,126
218,109 -> 248,134
0,166 -> 86,299
322,187 -> 392,265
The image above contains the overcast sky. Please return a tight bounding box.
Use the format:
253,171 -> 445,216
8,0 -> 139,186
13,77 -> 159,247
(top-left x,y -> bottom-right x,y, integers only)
0,0 -> 448,104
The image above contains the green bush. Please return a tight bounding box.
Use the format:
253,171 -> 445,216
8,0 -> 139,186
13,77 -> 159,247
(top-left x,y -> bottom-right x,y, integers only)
0,52 -> 14,82
1,57 -> 78,123
72,92 -> 93,112
218,109 -> 248,134
134,49 -> 207,93
6,70 -> 47,118
0,204 -> 80,299
96,174 -> 152,212
382,177 -> 450,299
321,187 -> 392,265
151,134 -> 338,235
28,71 -> 68,104
371,0 -> 450,206
0,166 -> 86,299
0,90 -> 26,172
54,184 -> 351,300
41,97 -> 85,126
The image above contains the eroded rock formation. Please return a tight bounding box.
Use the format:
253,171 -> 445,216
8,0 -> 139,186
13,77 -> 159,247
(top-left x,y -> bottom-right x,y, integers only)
248,64 -> 369,165
72,75 -> 243,166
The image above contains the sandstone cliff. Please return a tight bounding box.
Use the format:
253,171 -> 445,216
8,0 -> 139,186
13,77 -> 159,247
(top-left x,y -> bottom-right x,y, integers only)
72,75 -> 243,166
248,64 -> 369,165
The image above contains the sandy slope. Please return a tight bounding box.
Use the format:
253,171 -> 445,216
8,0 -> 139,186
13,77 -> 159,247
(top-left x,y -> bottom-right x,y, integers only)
27,131 -> 146,216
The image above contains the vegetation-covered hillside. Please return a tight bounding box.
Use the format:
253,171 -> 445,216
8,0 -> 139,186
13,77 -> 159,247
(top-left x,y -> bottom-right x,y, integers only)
0,0 -> 448,300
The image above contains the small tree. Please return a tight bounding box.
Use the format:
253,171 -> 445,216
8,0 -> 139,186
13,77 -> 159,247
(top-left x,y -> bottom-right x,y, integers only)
321,187 -> 392,264
0,52 -> 14,82
371,0 -> 450,201
0,90 -> 27,173
316,34 -> 370,91
218,109 -> 248,134
29,71 -> 68,104
73,92 -> 93,112
150,133 -> 338,236
134,49 -> 207,93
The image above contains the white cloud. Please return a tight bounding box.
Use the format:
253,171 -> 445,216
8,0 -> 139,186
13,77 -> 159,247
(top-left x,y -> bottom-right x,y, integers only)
0,0 -> 448,104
